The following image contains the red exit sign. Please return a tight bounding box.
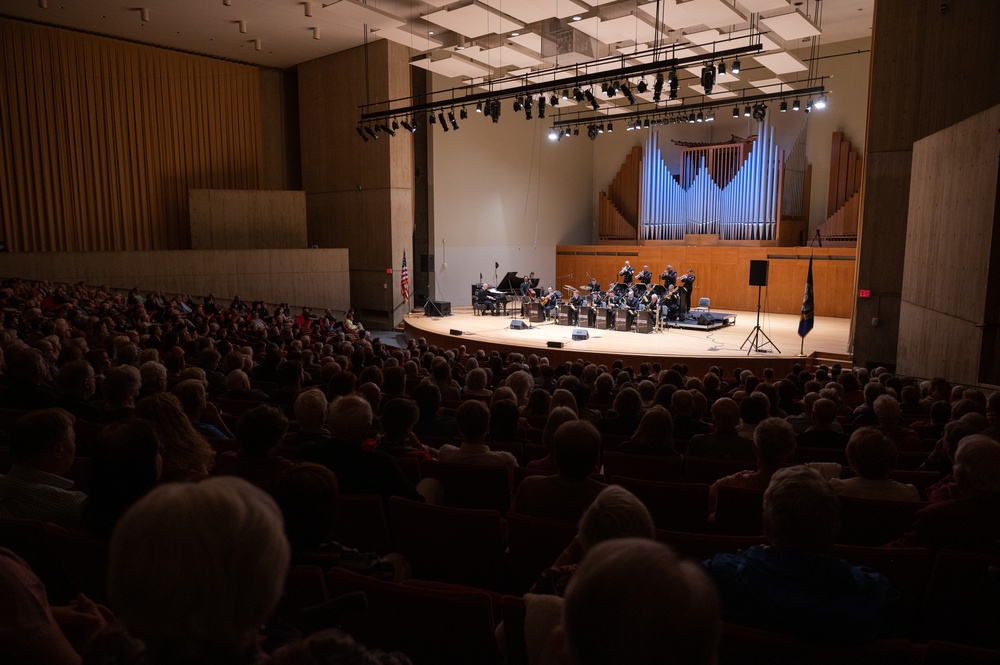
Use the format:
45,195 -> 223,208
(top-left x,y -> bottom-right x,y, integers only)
859,289 -> 871,298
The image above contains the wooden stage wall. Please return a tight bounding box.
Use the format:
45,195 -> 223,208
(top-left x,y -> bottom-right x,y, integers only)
557,246 -> 855,318
3,249 -> 351,314
189,190 -> 307,250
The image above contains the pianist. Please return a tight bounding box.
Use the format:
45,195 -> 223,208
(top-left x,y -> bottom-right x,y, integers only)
478,282 -> 498,315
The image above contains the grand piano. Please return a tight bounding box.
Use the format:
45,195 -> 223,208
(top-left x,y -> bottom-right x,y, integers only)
470,272 -> 538,316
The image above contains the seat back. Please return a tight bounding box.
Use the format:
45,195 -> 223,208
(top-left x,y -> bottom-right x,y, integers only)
836,496 -> 926,546
696,298 -> 710,309
501,595 -> 530,665
612,477 -> 710,532
602,451 -> 685,483
713,485 -> 765,535
921,549 -> 1000,649
325,567 -> 502,665
506,512 -> 578,594
684,456 -> 751,484
40,523 -> 110,603
388,497 -> 507,591
831,544 -> 930,615
657,529 -> 765,562
273,564 -> 329,627
886,470 -> 941,501
330,494 -> 392,554
718,622 -> 921,665
419,459 -> 512,514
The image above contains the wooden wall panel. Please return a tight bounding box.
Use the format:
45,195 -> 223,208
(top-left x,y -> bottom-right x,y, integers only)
189,190 -> 307,250
557,245 -> 855,318
0,19 -> 263,251
897,104 -> 1000,386
3,249 -> 350,314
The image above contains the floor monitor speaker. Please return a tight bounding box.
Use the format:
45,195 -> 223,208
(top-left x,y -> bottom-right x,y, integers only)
449,329 -> 463,336
571,328 -> 589,341
697,313 -> 713,326
509,320 -> 527,330
546,341 -> 565,348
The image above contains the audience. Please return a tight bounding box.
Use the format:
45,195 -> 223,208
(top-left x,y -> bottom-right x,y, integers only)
212,404 -> 293,482
685,397 -> 754,460
438,400 -> 517,469
617,405 -> 679,456
829,428 -> 920,501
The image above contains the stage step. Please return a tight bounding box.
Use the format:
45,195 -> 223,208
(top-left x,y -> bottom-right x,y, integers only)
809,351 -> 853,370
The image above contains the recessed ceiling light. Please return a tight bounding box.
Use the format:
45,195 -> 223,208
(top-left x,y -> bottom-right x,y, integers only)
428,30 -> 434,35
572,16 -> 581,21
511,31 -> 519,36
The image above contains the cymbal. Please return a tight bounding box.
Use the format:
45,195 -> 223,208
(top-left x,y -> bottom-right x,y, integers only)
579,285 -> 592,291
563,284 -> 577,293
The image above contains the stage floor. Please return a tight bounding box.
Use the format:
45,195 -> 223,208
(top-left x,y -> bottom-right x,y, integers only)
404,306 -> 851,366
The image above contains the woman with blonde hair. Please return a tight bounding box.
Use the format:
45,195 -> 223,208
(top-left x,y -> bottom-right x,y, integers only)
136,392 -> 215,480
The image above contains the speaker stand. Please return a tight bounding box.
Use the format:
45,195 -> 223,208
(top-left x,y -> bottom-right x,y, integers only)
740,285 -> 780,355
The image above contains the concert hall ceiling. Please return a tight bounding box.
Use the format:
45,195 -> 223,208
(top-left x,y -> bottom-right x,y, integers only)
6,0 -> 872,73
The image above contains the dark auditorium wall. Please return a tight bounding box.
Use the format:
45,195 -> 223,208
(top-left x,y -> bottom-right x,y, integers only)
852,0 -> 1000,371
0,18 -> 265,252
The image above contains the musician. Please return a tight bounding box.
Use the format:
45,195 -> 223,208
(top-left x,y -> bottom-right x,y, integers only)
619,260 -> 634,285
637,265 -> 653,285
569,290 -> 586,309
542,286 -> 560,320
478,282 -> 498,315
590,290 -> 605,309
625,288 -> 642,313
588,276 -> 600,292
663,285 -> 680,321
679,269 -> 696,317
520,272 -> 536,299
660,264 -> 678,288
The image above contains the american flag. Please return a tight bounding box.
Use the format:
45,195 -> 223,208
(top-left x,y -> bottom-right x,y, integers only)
400,251 -> 410,301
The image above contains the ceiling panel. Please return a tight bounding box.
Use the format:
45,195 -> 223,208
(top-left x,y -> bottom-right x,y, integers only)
508,32 -> 543,53
322,1 -> 404,32
411,55 -> 493,79
750,77 -> 799,91
376,26 -> 444,51
760,11 -> 822,41
753,50 -> 807,74
464,44 -> 543,69
723,28 -> 781,53
425,3 -> 523,38
487,0 -> 589,24
737,0 -> 791,11
571,15 -> 660,45
640,0 -> 746,30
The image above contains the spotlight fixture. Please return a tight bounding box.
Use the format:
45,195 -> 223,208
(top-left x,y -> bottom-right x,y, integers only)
744,105 -> 751,117
621,83 -> 636,105
696,111 -> 704,122
587,124 -> 597,140
700,63 -> 716,95
573,128 -> 579,136
391,119 -> 399,130
718,61 -> 727,77
752,103 -> 767,122
779,100 -> 787,113
643,118 -> 650,129
815,94 -> 827,109
381,123 -> 396,137
792,98 -> 801,111
731,58 -> 741,74
448,111 -> 459,130
601,82 -> 610,97
513,96 -> 523,112
475,102 -> 482,113
584,89 -> 599,111
606,122 -> 613,133
364,126 -> 378,140
637,79 -> 648,93
706,111 -> 715,122
438,112 -> 448,131
597,124 -> 604,134
550,94 -> 559,107
573,87 -> 584,102
733,105 -> 739,118
667,69 -> 679,100
626,121 -> 634,131
562,88 -> 569,100
524,95 -> 533,120
400,120 -> 415,133
429,113 -> 437,125
804,98 -> 813,114
653,72 -> 664,102
538,95 -> 546,119
548,128 -> 559,141
356,126 -> 368,142
459,107 -> 468,120
688,112 -> 696,123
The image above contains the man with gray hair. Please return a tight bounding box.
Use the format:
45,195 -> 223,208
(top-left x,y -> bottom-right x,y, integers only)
889,435 -> 1000,552
703,466 -> 901,645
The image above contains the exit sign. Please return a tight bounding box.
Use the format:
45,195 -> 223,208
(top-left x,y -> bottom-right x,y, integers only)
859,289 -> 871,298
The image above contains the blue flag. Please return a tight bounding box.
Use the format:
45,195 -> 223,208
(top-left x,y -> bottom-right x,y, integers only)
798,256 -> 814,337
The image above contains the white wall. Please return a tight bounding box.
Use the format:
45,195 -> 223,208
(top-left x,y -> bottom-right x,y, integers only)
428,38 -> 871,303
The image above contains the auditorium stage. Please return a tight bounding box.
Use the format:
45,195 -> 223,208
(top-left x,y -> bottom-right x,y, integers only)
403,306 -> 852,377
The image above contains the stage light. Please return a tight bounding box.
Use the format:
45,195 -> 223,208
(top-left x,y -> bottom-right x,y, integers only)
731,58 -> 741,74
475,102 -> 482,113
637,79 -> 648,93
621,83 -> 636,105
574,87 -> 584,102
744,105 -> 751,117
780,100 -> 787,112
643,118 -> 650,129
815,94 -> 827,109
597,123 -> 604,134
513,96 -> 523,112
606,122 -> 613,133
706,111 -> 715,122
562,88 -> 569,100
718,61 -> 727,77
438,112 -> 448,131
459,107 -> 468,120
448,111 -> 459,130
653,72 -> 664,101
584,89 -> 599,110
548,128 -> 559,141
700,63 -> 716,95
550,94 -> 559,106
573,128 -> 579,136
752,103 -> 767,122
804,98 -> 813,114
733,105 -> 739,118
391,119 -> 399,130
524,95 -> 533,120
792,98 -> 801,111
538,95 -> 546,119
356,126 -> 368,142
696,111 -> 704,122
668,68 -> 679,100
381,123 -> 396,136
587,124 -> 597,140
688,112 -> 696,123
489,100 -> 500,123
400,120 -> 415,133
364,125 -> 378,140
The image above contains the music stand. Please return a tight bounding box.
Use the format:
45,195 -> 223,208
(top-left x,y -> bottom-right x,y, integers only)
740,285 -> 779,355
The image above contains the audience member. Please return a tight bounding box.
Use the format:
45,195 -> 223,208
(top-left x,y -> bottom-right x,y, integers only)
796,397 -> 847,448
55,359 -> 101,422
212,405 -> 293,482
709,417 -> 799,513
617,405 -> 679,456
377,398 -> 433,461
526,406 -> 579,475
685,397 -> 754,460
0,408 -> 86,528
873,395 -> 922,451
511,420 -> 606,522
829,428 -> 920,501
135,393 -> 215,481
704,466 -> 902,645
438,400 -> 517,469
